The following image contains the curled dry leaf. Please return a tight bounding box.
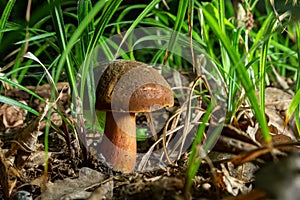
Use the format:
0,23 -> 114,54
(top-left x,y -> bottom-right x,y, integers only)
0,144 -> 20,199
6,115 -> 42,157
218,163 -> 254,196
264,87 -> 296,139
5,102 -> 48,169
0,100 -> 27,128
0,144 -> 10,198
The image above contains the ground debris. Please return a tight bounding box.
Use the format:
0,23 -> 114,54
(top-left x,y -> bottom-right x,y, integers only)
36,167 -> 106,200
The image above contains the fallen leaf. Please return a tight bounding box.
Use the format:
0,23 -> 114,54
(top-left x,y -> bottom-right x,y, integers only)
0,144 -> 19,199
220,163 -> 252,196
37,167 -> 106,200
0,101 -> 27,128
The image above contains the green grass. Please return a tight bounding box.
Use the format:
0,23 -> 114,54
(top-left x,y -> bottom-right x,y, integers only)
1,0 -> 300,197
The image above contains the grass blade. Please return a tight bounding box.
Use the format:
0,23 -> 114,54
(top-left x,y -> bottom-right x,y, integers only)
0,0 -> 16,43
164,0 -> 188,63
0,95 -> 39,116
77,0 -> 94,62
285,88 -> 300,129
115,0 -> 161,57
48,0 -> 74,91
285,22 -> 300,133
54,0 -> 107,96
184,99 -> 214,198
86,0 -> 123,56
0,76 -> 45,103
257,16 -> 276,113
79,0 -> 122,122
201,4 -> 271,142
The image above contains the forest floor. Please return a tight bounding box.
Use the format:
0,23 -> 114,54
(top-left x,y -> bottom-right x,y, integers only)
0,82 -> 300,200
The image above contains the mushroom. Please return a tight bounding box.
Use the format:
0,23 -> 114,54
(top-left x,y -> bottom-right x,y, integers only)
96,60 -> 174,172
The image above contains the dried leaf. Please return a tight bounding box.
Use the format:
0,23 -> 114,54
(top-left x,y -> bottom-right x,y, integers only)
0,101 -> 27,128
0,147 -> 10,198
6,115 -> 42,157
0,145 -> 19,198
220,163 -> 252,196
38,167 -> 106,200
86,180 -> 113,200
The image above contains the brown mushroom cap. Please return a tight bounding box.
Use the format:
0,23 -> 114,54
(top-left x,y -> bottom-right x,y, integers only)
96,60 -> 174,112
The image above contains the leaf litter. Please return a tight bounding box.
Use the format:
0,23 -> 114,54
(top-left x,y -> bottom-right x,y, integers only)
0,78 -> 300,200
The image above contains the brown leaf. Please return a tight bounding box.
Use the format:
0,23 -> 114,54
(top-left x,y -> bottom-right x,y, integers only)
0,144 -> 19,198
6,115 -> 41,157
0,101 -> 27,128
38,167 -> 106,200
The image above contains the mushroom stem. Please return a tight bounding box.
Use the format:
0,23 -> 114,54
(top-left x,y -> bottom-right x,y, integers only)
100,111 -> 137,172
